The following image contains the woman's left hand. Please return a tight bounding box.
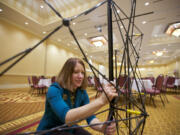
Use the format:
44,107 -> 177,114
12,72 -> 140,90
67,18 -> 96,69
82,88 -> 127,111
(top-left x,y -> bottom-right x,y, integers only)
103,122 -> 116,135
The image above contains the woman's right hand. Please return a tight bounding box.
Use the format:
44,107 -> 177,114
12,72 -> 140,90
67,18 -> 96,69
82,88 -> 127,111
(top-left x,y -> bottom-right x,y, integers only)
99,83 -> 118,104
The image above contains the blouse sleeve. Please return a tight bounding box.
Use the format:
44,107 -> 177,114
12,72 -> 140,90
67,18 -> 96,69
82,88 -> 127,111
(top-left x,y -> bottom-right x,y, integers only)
47,86 -> 70,123
82,90 -> 96,124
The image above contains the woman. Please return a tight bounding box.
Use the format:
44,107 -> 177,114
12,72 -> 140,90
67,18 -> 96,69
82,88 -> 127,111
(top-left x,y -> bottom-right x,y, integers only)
37,58 -> 117,135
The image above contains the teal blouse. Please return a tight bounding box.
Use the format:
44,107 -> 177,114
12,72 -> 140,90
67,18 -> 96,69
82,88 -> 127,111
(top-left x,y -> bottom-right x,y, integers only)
37,82 -> 96,133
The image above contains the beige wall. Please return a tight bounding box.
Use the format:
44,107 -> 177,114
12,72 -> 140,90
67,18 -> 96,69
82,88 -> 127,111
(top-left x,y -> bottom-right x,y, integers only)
0,19 -> 46,76
0,19 -> 179,89
165,59 -> 180,77
45,41 -> 77,76
0,19 -> 78,89
114,59 -> 180,78
0,19 -> 100,89
138,65 -> 167,77
136,58 -> 180,78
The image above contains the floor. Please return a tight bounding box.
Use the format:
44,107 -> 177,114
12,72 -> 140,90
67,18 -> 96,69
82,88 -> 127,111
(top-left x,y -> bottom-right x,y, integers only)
0,88 -> 180,135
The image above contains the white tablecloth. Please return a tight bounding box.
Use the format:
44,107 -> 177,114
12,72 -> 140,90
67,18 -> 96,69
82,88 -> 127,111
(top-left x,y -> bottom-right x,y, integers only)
38,79 -> 51,87
132,79 -> 153,92
175,79 -> 180,86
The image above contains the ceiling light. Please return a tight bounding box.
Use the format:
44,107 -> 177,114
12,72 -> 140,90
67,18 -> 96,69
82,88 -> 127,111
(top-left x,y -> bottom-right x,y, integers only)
40,5 -> 44,8
156,51 -> 163,56
142,21 -> 147,24
89,36 -> 107,47
165,22 -> 180,37
120,25 -> 123,29
117,10 -> 120,13
25,22 -> 29,25
73,22 -> 76,25
149,60 -> 154,64
144,2 -> 149,6
42,31 -> 46,34
152,51 -> 163,56
97,26 -> 102,32
172,29 -> 180,37
84,33 -> 87,36
0,8 -> 3,12
93,41 -> 103,47
58,39 -> 61,42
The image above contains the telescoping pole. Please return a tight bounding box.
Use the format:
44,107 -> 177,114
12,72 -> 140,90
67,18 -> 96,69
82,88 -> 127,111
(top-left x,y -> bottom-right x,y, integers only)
107,0 -> 114,122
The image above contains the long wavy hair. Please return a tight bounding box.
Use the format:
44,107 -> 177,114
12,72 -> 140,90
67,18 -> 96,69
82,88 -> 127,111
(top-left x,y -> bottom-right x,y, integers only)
56,58 -> 87,91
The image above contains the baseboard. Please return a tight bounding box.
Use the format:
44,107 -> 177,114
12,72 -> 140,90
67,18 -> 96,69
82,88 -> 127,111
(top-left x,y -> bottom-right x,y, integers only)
0,84 -> 29,89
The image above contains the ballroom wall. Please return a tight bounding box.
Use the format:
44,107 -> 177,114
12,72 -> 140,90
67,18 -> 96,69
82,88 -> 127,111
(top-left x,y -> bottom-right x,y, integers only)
0,19 -> 46,76
113,59 -> 180,78
0,19 -> 179,89
138,59 -> 180,77
0,19 -> 79,89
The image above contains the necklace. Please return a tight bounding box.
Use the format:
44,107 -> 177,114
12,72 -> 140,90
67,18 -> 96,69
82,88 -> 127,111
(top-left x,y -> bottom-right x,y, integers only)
70,92 -> 76,108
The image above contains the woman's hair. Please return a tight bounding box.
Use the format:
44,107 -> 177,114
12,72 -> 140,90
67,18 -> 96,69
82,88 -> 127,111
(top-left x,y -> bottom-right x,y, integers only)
56,58 -> 87,91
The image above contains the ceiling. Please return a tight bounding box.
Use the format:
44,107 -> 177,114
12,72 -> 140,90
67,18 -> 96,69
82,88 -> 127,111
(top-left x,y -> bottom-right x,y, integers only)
0,0 -> 180,66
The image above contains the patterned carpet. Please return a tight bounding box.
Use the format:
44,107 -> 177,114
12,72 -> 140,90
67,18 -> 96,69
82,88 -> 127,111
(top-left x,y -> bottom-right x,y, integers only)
173,95 -> 180,100
0,90 -> 45,103
0,88 -> 180,135
0,89 -> 45,134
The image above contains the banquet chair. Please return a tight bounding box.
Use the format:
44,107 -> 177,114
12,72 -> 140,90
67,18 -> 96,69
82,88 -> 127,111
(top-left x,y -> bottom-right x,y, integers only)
32,76 -> 46,95
94,76 -> 103,98
166,76 -> 175,92
144,75 -> 165,107
40,75 -> 45,79
162,76 -> 169,103
149,77 -> 155,85
27,76 -> 33,93
87,76 -> 92,87
118,75 -> 131,95
118,75 -> 126,88
51,76 -> 56,84
94,77 -> 102,92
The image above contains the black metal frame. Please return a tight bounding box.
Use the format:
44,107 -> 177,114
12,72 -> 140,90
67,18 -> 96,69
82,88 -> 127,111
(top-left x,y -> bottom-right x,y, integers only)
0,0 -> 153,134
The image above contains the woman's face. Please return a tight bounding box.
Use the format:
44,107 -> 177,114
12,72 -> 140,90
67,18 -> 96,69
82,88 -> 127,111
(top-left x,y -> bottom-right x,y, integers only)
72,62 -> 85,90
